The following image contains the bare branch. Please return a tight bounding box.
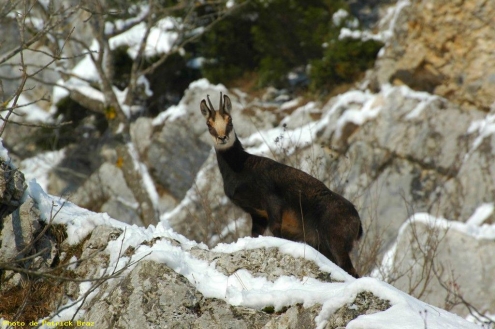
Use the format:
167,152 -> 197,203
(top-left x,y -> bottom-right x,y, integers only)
0,8 -> 29,137
123,0 -> 155,105
0,3 -> 80,65
0,80 -> 5,106
0,263 -> 121,283
432,265 -> 495,327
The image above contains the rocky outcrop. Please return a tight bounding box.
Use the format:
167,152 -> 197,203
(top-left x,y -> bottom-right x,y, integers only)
0,175 -> 481,329
321,86 -> 494,247
83,260 -> 273,328
380,213 -> 495,318
71,162 -> 143,226
146,119 -> 211,201
0,199 -> 38,268
373,0 -> 495,111
0,198 -> 63,293
0,159 -> 26,221
160,83 -> 495,326
51,225 -> 393,329
167,81 -> 495,255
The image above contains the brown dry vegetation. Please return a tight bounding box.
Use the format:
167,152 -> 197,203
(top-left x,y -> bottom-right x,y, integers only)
0,280 -> 65,326
0,223 -> 88,327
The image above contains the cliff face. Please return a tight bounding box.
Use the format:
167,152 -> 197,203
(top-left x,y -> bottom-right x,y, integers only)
373,0 -> 495,111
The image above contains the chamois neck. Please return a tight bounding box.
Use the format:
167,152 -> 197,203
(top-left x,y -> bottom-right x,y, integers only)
215,135 -> 249,172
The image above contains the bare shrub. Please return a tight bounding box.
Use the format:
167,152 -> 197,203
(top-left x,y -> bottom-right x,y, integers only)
0,201 -> 147,327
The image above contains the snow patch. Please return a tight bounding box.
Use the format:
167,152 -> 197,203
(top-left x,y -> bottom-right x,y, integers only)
126,142 -> 160,213
109,17 -> 179,59
466,203 -> 494,226
52,40 -> 103,111
20,149 -> 66,192
402,87 -> 439,119
279,97 -> 301,110
379,0 -> 411,42
0,139 -> 10,162
467,113 -> 495,153
188,78 -> 227,92
27,180 -> 128,245
313,89 -> 377,141
332,9 -> 349,26
339,28 -> 384,42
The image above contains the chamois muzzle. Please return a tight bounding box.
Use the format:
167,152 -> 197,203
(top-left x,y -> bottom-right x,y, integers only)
217,135 -> 229,144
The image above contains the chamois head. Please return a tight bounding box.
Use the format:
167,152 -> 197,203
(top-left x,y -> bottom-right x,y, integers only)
200,93 -> 235,150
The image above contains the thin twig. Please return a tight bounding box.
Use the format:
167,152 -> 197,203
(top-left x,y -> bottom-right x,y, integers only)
0,118 -> 73,129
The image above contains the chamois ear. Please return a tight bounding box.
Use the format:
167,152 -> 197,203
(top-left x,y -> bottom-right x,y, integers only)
200,100 -> 212,118
223,95 -> 232,114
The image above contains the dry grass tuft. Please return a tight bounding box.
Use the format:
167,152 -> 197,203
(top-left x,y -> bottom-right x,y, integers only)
0,279 -> 64,326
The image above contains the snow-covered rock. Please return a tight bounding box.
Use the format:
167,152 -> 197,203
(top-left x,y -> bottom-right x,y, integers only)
0,180 -> 483,329
377,209 -> 495,319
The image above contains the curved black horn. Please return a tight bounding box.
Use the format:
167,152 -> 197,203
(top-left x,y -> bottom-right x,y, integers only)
207,94 -> 215,111
219,92 -> 224,115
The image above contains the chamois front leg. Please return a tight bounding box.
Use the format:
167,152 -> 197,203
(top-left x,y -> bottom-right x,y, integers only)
265,197 -> 284,237
250,213 -> 268,237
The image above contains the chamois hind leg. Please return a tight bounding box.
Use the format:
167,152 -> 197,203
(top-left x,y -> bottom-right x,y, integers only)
326,237 -> 359,278
251,214 -> 268,237
336,252 -> 359,278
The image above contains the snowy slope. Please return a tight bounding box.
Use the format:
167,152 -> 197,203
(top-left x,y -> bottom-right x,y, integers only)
5,177 -> 479,329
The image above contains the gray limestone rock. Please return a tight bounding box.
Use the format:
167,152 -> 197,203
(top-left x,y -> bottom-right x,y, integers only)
325,291 -> 391,329
262,304 -> 321,329
0,159 -> 26,220
82,260 -> 272,329
71,162 -> 143,226
384,219 -> 495,318
0,197 -> 63,292
191,247 -> 336,283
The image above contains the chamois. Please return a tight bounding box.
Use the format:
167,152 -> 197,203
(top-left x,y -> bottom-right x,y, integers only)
200,93 -> 362,278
